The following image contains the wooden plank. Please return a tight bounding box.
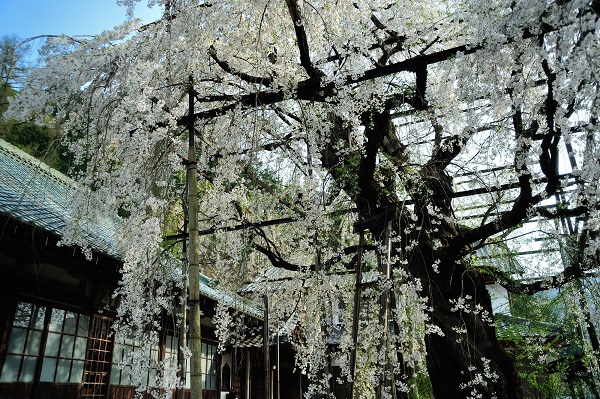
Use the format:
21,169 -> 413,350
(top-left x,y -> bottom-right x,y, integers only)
0,383 -> 25,399
35,382 -> 51,398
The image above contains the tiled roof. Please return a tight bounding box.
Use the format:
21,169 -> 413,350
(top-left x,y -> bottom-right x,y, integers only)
199,273 -> 263,319
0,138 -> 119,256
0,138 -> 261,318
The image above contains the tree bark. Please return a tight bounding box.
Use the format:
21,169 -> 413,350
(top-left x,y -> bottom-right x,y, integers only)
322,108 -> 523,398
422,259 -> 521,399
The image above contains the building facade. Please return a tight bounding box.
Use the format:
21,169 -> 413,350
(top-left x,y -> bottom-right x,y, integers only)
0,139 -> 278,399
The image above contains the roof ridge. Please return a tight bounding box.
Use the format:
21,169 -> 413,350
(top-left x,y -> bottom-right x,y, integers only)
0,138 -> 76,189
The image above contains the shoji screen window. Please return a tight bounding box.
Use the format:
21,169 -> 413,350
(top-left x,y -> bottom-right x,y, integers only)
0,302 -> 46,382
110,336 -> 160,386
164,334 -> 190,388
163,335 -> 218,390
201,342 -> 218,391
39,309 -> 90,382
0,302 -> 90,384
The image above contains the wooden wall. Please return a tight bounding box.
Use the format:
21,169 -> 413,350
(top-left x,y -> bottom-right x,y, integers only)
107,387 -> 220,399
0,384 -> 224,399
0,382 -> 81,399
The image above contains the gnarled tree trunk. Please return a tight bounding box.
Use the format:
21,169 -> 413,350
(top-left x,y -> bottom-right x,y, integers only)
324,109 -> 523,398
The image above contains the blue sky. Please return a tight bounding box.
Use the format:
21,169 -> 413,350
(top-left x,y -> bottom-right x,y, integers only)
0,0 -> 161,42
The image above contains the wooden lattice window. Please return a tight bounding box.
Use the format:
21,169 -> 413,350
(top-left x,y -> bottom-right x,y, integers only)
0,301 -> 93,385
81,316 -> 113,398
201,342 -> 218,391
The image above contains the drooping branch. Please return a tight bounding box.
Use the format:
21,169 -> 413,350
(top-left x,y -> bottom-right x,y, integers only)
253,242 -> 307,272
208,45 -> 273,87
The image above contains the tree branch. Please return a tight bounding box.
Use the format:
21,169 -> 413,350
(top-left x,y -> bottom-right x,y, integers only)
452,112 -> 534,248
370,13 -> 407,66
427,127 -> 474,171
356,110 -> 394,212
495,261 -> 594,295
177,43 -> 481,124
284,0 -> 323,80
531,57 -> 560,203
323,244 -> 378,269
253,242 -> 309,272
208,45 -> 273,87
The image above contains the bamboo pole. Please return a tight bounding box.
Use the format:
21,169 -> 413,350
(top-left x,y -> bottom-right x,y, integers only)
187,75 -> 203,399
263,295 -> 271,399
276,328 -> 280,399
177,220 -> 188,399
377,223 -> 393,399
348,228 -> 364,399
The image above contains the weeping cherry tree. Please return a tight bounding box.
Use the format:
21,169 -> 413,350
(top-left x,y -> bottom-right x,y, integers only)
6,0 -> 600,398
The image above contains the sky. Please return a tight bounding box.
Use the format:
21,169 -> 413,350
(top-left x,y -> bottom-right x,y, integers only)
0,0 -> 161,58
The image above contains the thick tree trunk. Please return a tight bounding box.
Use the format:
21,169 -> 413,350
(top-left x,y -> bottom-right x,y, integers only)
397,240 -> 521,398
423,261 -> 522,399
322,109 -> 522,398
367,216 -> 522,398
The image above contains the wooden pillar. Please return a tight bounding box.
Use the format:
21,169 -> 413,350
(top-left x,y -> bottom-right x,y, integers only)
347,228 -> 364,399
187,74 -> 203,399
263,295 -> 271,399
245,349 -> 251,399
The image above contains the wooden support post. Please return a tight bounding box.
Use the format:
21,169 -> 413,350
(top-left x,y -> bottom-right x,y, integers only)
276,328 -> 280,399
377,223 -> 393,399
348,228 -> 364,399
263,295 -> 271,399
177,234 -> 188,399
187,74 -> 203,399
245,349 -> 252,399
